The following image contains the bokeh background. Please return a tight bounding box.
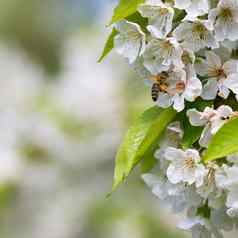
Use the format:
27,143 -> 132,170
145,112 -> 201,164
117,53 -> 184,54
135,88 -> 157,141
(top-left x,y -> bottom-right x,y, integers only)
0,1 -> 235,237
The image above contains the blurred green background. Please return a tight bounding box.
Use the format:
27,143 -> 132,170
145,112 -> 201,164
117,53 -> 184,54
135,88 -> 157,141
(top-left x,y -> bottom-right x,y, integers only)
0,0 -> 207,237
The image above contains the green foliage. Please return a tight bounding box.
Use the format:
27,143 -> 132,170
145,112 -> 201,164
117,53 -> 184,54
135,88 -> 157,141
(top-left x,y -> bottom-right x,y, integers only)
182,124 -> 203,149
98,28 -> 118,62
203,117 -> 238,162
126,11 -> 148,32
112,106 -> 176,191
109,0 -> 145,25
140,143 -> 158,173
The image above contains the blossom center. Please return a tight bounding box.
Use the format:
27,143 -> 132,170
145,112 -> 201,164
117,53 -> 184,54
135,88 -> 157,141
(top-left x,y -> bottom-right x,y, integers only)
208,67 -> 226,79
184,157 -> 195,169
176,81 -> 186,93
127,30 -> 141,40
192,23 -> 208,40
220,7 -> 233,21
159,8 -> 169,15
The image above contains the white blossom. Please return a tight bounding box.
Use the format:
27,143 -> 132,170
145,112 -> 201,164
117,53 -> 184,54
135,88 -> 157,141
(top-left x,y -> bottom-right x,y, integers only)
139,1 -> 174,39
165,147 -> 207,187
143,37 -> 184,74
142,173 -> 202,213
173,20 -> 218,52
209,0 -> 238,41
216,165 -> 238,218
114,20 -> 146,64
187,105 -> 233,147
111,1 -> 238,236
151,66 -> 202,112
178,216 -> 223,238
196,51 -> 238,99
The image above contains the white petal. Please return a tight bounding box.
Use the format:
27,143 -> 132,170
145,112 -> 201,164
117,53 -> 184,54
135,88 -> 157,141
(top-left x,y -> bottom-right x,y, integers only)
167,164 -> 183,184
173,94 -> 185,112
201,79 -> 218,100
142,173 -> 160,187
223,60 -> 238,75
187,109 -> 207,126
174,0 -> 191,9
195,164 -> 207,187
217,82 -> 230,99
114,21 -> 145,64
228,22 -> 238,41
217,105 -> 233,118
205,51 -> 222,69
184,76 -> 202,101
195,58 -> 208,76
224,73 -> 238,94
164,147 -> 185,161
157,93 -> 173,108
199,124 -> 212,148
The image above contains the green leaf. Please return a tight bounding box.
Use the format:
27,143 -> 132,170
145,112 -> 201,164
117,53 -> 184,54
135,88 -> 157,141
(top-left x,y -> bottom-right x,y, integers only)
109,0 -> 145,25
126,11 -> 148,32
182,123 -> 203,149
98,28 -> 118,63
140,143 -> 158,173
203,117 -> 238,162
112,106 -> 176,191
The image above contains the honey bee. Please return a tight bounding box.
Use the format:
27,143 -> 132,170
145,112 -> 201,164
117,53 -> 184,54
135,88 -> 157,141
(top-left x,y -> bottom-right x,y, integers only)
150,72 -> 169,102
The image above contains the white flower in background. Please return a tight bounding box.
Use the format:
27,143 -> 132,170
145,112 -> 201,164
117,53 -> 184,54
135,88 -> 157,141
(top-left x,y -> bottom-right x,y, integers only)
187,105 -> 233,147
216,165 -> 238,218
139,1 -> 174,39
210,208 -> 235,232
142,174 -> 169,200
178,216 -> 223,238
175,0 -> 209,20
196,51 -> 238,99
143,37 -> 183,75
142,173 -> 187,212
142,173 -> 202,213
173,20 -> 218,52
164,147 -> 207,187
114,20 -> 146,64
209,0 -> 238,41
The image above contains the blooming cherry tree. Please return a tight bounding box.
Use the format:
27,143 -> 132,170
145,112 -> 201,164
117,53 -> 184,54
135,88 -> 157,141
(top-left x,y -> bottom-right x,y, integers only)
99,0 -> 238,237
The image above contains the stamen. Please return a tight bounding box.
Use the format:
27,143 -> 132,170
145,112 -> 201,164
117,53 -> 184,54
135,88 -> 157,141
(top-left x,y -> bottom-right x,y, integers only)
184,157 -> 195,169
220,7 -> 233,21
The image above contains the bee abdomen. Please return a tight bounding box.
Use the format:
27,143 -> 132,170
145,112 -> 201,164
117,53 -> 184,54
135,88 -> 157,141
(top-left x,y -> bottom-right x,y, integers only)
151,83 -> 160,102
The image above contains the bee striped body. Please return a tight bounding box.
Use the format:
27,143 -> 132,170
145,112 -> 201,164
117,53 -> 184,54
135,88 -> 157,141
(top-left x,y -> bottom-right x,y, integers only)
150,72 -> 169,102
151,83 -> 160,102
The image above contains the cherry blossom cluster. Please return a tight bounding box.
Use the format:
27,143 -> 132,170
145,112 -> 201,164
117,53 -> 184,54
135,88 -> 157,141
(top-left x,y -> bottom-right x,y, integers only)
113,0 -> 238,237
143,115 -> 238,238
